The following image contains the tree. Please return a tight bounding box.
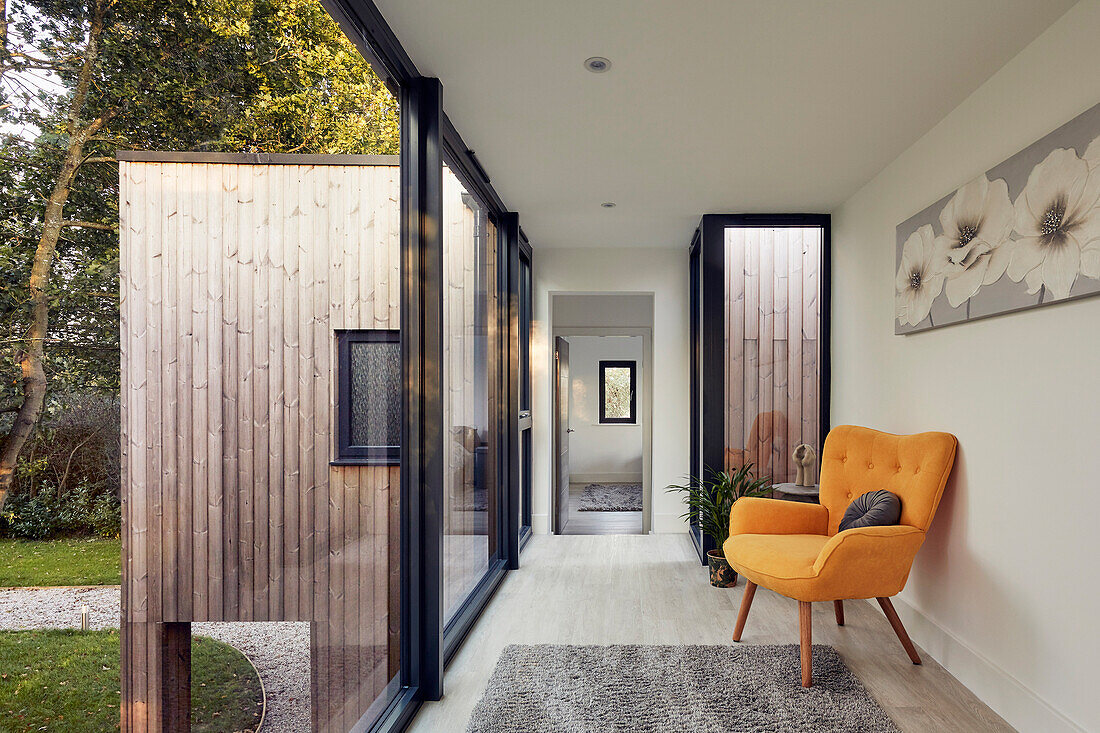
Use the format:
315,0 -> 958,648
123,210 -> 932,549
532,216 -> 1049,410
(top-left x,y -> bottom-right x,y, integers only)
0,0 -> 116,508
0,0 -> 398,509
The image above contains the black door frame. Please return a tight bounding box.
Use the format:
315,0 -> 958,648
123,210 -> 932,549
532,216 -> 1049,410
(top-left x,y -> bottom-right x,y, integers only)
517,233 -> 534,551
688,214 -> 832,564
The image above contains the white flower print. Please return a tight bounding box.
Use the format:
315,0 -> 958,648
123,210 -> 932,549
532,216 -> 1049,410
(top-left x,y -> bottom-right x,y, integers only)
896,224 -> 945,326
1081,135 -> 1100,279
1007,148 -> 1100,299
933,175 -> 1014,307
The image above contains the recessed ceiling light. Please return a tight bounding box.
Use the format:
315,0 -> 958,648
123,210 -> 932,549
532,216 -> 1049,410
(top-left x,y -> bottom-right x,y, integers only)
601,202 -> 616,208
584,57 -> 611,73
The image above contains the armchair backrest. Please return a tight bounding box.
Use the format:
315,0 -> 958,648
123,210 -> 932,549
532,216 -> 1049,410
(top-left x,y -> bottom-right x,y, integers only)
819,425 -> 958,536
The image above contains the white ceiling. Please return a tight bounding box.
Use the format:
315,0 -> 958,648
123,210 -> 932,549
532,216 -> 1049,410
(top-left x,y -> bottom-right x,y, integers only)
374,0 -> 1074,249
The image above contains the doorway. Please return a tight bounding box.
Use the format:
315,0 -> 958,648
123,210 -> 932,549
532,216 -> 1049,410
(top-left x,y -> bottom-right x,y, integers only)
550,293 -> 653,536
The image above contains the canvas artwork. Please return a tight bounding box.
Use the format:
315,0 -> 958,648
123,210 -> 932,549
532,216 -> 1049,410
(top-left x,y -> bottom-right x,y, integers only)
895,102 -> 1100,334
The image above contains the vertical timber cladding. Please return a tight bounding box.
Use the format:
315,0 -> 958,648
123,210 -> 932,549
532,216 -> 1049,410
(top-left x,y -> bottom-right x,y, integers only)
119,156 -> 402,731
724,227 -> 822,484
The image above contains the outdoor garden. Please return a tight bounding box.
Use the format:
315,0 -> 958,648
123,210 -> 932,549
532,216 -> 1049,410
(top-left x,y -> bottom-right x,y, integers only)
0,0 -> 399,728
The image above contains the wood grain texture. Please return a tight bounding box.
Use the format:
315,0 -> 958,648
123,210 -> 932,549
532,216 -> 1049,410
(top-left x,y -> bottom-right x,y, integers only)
724,227 -> 822,483
732,580 -> 757,642
878,597 -> 922,665
120,160 -> 403,731
800,600 -> 813,687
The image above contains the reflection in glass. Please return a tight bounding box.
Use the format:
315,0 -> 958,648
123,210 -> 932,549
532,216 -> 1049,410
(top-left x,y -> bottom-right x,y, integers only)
442,165 -> 498,623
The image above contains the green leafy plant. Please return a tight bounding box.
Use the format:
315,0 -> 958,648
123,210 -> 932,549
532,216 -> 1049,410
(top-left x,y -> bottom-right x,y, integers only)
667,464 -> 772,555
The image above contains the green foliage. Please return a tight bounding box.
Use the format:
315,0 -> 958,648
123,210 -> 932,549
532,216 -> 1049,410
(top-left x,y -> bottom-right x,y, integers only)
0,537 -> 121,586
1,393 -> 120,538
1,481 -> 120,539
219,0 -> 400,155
667,464 -> 772,553
0,0 -> 399,410
0,0 -> 399,525
0,630 -> 264,731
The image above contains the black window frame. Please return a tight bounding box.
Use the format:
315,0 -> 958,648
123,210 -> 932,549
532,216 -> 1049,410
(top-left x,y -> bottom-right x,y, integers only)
687,213 -> 831,565
335,328 -> 402,465
598,360 -> 637,424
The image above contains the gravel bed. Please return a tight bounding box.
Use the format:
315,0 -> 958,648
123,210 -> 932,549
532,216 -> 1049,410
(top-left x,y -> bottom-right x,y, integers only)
0,586 -> 120,630
194,621 -> 310,733
0,587 -> 310,732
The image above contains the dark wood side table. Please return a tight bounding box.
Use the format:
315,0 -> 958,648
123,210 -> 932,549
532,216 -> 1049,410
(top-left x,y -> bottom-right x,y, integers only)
771,482 -> 820,504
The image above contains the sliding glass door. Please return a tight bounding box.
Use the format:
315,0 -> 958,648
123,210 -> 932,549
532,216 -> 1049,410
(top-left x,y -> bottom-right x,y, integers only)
440,161 -> 504,627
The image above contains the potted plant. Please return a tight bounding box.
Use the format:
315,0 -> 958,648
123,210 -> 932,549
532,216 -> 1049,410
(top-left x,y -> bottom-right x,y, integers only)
667,464 -> 772,588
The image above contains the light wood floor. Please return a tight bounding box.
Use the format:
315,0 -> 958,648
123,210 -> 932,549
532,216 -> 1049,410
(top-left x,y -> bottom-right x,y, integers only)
560,482 -> 643,535
407,534 -> 1013,733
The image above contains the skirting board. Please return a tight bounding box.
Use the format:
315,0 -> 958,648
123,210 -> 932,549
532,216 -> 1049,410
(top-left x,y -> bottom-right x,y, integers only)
569,473 -> 643,484
532,513 -> 550,535
868,596 -> 1084,732
531,512 -> 685,535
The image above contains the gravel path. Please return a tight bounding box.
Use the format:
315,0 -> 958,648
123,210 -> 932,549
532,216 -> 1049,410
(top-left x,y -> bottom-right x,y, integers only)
193,621 -> 310,733
0,586 -> 309,732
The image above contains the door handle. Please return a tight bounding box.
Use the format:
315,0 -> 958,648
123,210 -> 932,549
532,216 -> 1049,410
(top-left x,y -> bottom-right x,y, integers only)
566,428 -> 575,433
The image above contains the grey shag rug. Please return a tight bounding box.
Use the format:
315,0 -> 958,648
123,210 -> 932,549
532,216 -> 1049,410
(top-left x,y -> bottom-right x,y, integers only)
465,644 -> 899,733
577,483 -> 642,512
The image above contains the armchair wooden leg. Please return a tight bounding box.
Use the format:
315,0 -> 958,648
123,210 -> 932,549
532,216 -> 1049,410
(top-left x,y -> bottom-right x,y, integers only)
732,581 -> 757,642
799,601 -> 812,687
877,597 -> 921,665
833,600 -> 844,626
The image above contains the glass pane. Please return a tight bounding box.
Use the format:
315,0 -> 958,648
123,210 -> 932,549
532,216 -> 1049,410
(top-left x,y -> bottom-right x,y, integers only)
108,0 -> 405,727
724,226 -> 822,484
603,366 -> 633,419
519,255 -> 532,411
442,164 -> 498,624
349,338 -> 401,448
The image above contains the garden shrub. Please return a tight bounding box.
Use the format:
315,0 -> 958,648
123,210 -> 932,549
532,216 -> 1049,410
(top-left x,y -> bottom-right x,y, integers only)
0,393 -> 121,539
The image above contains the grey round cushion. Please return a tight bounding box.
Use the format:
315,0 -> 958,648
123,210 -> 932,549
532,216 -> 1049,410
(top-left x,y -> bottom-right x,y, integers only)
838,490 -> 902,532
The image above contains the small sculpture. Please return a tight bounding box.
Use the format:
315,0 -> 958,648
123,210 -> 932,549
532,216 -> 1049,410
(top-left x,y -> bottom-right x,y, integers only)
793,443 -> 816,487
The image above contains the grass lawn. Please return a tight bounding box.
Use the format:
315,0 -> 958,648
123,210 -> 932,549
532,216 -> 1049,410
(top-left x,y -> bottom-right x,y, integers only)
0,629 -> 264,732
0,538 -> 121,587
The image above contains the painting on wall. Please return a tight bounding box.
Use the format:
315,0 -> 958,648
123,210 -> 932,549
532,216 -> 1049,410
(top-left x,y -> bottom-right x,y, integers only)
895,102 -> 1100,334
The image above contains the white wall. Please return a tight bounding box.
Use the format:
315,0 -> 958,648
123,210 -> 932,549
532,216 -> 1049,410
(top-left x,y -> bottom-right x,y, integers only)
831,3 -> 1099,731
532,247 -> 689,534
554,294 -> 655,329
565,336 -> 643,481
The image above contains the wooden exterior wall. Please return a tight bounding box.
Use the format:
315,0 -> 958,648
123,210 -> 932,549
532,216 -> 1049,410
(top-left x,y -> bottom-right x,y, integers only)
724,226 -> 822,484
120,158 -> 404,732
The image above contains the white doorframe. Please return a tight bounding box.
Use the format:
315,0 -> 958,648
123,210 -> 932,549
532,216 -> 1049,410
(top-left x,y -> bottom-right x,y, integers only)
550,325 -> 654,534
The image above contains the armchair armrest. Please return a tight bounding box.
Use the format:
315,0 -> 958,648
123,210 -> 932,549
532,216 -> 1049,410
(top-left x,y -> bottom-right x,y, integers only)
729,497 -> 828,536
812,525 -> 926,598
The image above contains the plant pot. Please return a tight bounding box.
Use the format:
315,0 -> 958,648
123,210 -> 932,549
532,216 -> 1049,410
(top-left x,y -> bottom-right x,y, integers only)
707,549 -> 737,588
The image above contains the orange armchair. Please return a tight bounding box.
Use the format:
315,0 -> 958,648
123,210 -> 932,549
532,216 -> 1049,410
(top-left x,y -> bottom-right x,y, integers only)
722,425 -> 957,687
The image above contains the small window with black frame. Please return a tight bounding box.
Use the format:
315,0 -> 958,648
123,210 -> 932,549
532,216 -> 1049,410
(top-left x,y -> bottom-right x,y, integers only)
336,330 -> 401,463
599,360 -> 636,424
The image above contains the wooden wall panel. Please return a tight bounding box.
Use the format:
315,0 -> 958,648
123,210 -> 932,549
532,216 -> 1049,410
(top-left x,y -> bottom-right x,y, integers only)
121,160 -> 402,732
725,226 -> 822,484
